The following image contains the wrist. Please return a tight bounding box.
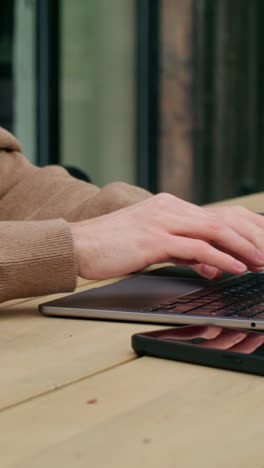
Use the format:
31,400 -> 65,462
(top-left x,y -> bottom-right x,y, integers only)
70,221 -> 96,279
70,222 -> 82,275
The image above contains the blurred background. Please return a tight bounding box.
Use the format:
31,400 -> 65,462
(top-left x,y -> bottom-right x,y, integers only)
1,0 -> 264,204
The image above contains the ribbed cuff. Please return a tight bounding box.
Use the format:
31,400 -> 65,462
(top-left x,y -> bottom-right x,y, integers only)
0,219 -> 77,303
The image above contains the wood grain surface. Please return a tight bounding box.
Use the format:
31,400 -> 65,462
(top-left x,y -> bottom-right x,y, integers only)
1,193 -> 264,467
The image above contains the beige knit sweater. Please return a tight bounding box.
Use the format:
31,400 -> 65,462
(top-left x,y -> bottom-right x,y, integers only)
0,128 -> 151,303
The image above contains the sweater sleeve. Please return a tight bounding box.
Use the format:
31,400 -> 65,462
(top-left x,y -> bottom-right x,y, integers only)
0,128 -> 152,223
0,128 -> 151,302
0,220 -> 77,303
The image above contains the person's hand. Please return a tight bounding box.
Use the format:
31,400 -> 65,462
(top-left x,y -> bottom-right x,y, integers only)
70,193 -> 264,280
198,205 -> 264,279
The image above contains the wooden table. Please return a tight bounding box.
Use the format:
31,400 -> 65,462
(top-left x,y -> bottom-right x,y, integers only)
1,193 -> 264,468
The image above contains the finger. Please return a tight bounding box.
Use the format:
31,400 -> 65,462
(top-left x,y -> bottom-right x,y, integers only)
216,206 -> 264,229
208,245 -> 264,273
206,207 -> 264,250
165,216 -> 264,268
167,236 -> 247,275
221,216 -> 264,253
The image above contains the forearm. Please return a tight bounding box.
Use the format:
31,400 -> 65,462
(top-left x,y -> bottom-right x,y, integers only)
1,166 -> 152,222
0,127 -> 151,223
0,220 -> 77,303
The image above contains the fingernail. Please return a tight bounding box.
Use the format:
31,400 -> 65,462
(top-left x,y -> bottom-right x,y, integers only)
233,261 -> 247,273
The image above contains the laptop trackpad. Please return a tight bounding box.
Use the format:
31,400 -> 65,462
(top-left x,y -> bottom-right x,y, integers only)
43,275 -> 208,312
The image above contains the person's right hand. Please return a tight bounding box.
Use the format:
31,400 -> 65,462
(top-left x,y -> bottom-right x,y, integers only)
70,193 -> 264,281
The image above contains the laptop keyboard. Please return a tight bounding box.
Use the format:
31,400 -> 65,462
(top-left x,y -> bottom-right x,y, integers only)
145,273 -> 264,320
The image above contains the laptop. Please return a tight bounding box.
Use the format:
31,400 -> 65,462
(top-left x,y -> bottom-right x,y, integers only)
40,266 -> 264,330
